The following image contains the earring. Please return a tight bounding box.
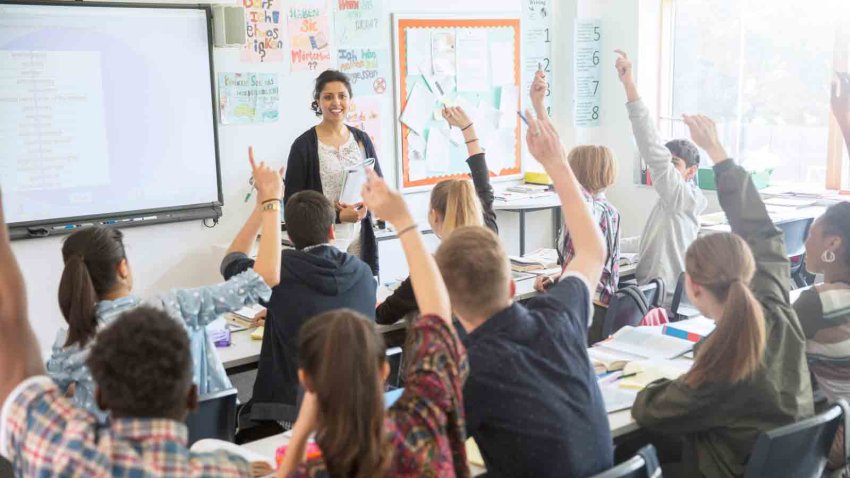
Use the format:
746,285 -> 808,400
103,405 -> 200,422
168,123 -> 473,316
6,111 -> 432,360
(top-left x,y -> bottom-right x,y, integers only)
822,250 -> 836,264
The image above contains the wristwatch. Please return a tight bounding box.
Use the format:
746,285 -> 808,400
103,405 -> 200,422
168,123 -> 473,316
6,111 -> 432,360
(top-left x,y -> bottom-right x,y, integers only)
262,200 -> 281,212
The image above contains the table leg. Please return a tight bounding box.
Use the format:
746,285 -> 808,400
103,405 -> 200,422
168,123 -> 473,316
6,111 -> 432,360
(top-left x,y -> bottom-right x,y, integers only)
519,210 -> 526,256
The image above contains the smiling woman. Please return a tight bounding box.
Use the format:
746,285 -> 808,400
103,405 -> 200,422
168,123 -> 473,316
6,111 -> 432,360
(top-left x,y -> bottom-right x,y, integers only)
284,70 -> 384,275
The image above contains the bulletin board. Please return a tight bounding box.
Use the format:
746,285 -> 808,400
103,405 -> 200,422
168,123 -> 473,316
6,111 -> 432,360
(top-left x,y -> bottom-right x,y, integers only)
392,14 -> 522,191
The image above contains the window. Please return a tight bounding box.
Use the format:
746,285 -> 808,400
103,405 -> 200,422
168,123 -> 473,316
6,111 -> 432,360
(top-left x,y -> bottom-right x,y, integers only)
658,0 -> 849,191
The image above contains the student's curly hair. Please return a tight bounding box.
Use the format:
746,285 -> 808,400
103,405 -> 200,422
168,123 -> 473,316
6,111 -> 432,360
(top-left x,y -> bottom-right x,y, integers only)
87,306 -> 193,419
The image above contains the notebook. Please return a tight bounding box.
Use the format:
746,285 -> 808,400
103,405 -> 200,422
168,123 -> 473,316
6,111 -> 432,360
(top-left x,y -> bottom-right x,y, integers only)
339,157 -> 376,205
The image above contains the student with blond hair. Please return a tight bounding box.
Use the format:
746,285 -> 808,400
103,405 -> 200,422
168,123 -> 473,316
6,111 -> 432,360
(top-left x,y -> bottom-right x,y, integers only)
630,115 -> 813,478
375,105 -> 497,325
433,105 -> 613,477
531,72 -> 621,306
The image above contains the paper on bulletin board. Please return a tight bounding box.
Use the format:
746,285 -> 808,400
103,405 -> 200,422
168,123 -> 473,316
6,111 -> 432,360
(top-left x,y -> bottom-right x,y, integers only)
482,129 -> 514,173
400,80 -> 438,136
431,30 -> 457,76
490,41 -> 515,86
241,0 -> 284,63
334,0 -> 384,48
338,48 -> 390,96
498,85 -> 519,129
574,18 -> 602,127
218,73 -> 280,124
408,131 -> 427,181
288,4 -> 333,72
406,29 -> 432,75
456,29 -> 489,92
346,95 -> 383,154
425,127 -> 450,172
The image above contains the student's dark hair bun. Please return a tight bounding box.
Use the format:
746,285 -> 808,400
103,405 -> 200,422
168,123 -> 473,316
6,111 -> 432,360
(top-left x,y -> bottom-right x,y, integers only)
312,70 -> 353,117
665,139 -> 701,168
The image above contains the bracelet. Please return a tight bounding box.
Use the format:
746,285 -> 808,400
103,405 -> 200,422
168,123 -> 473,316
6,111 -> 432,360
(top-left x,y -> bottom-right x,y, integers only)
395,223 -> 418,238
261,198 -> 281,205
465,138 -> 478,144
461,122 -> 474,131
262,200 -> 280,212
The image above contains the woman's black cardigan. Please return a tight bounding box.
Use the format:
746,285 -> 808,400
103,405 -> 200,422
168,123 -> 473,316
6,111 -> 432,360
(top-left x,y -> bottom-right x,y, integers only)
283,125 -> 383,275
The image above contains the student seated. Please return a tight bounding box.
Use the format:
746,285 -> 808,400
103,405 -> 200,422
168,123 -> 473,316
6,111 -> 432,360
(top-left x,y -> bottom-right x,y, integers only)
530,71 -> 621,307
794,202 -> 850,468
376,105 -> 496,326
222,187 -> 376,424
630,115 -> 813,477
0,195 -> 260,476
276,170 -> 469,477
434,108 -> 613,477
616,51 -> 707,306
46,152 -> 281,421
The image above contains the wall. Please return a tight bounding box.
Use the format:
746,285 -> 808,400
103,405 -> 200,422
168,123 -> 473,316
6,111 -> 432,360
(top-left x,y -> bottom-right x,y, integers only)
11,0 -> 554,359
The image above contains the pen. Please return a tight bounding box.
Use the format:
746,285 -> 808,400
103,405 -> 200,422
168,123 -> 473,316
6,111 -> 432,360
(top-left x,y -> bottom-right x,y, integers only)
517,111 -> 530,126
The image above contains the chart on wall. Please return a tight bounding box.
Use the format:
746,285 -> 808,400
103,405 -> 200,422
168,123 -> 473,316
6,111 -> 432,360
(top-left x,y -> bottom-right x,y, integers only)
393,15 -> 522,191
522,0 -> 553,115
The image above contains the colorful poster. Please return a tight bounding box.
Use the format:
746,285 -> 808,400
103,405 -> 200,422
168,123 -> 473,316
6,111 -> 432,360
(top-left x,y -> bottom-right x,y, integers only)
241,0 -> 284,63
218,73 -> 280,125
288,4 -> 333,72
346,95 -> 382,153
334,0 -> 384,48
338,48 -> 389,96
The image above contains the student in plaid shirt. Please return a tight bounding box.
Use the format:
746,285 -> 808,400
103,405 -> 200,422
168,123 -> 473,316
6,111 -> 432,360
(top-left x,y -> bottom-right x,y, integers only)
0,156 -> 284,477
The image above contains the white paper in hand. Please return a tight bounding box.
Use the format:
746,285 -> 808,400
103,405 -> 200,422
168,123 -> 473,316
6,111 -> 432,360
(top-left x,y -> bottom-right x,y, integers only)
339,157 -> 376,205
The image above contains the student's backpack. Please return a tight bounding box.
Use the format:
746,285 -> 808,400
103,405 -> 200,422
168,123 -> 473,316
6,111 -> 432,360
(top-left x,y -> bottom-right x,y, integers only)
601,278 -> 667,339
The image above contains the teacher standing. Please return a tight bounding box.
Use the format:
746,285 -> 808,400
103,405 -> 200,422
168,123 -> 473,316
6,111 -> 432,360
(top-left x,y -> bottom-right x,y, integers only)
284,70 -> 383,276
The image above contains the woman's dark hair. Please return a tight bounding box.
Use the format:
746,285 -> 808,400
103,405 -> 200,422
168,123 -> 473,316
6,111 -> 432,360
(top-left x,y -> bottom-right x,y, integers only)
298,309 -> 392,478
58,227 -> 127,348
820,202 -> 850,264
311,70 -> 353,117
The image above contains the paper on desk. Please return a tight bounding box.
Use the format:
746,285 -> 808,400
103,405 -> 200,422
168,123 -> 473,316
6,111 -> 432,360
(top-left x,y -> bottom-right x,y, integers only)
456,29 -> 489,92
498,85 -> 519,129
431,30 -> 457,76
406,29 -> 432,75
192,439 -> 275,472
490,41 -> 515,85
426,128 -> 450,172
400,81 -> 438,136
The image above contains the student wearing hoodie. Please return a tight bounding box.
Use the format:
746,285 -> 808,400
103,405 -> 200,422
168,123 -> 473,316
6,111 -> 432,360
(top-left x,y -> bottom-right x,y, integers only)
221,189 -> 376,425
616,51 -> 707,305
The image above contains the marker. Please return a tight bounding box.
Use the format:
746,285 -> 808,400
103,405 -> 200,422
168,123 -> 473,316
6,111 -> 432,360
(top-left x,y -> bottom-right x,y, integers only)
52,223 -> 93,231
517,111 -> 530,126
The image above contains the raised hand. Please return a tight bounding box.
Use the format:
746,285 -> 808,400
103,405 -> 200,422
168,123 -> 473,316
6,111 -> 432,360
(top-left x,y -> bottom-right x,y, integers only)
614,50 -> 634,85
682,114 -> 728,164
442,106 -> 473,129
361,169 -> 412,229
524,109 -> 565,172
249,146 -> 284,203
530,69 -> 548,111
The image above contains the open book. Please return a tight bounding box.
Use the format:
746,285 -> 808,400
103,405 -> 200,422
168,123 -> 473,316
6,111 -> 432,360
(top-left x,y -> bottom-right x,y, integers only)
589,326 -> 694,374
619,359 -> 692,390
509,248 -> 559,272
191,439 -> 275,477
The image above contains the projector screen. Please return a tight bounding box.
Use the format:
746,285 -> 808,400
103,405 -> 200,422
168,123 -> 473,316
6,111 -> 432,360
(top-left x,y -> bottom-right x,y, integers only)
0,2 -> 222,236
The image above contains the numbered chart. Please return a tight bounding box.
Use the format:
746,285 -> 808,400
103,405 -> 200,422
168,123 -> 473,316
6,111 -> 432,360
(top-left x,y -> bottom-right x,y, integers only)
574,18 -> 601,127
522,0 -> 553,116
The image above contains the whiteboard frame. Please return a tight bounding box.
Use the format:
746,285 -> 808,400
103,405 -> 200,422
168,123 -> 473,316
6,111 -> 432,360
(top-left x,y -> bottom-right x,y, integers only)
392,12 -> 524,193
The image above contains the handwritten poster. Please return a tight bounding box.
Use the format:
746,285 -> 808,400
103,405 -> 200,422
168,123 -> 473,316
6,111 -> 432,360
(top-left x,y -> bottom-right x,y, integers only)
218,73 -> 280,124
574,19 -> 602,127
346,95 -> 383,153
241,0 -> 284,63
288,4 -> 333,72
334,0 -> 384,48
338,48 -> 389,96
431,31 -> 456,76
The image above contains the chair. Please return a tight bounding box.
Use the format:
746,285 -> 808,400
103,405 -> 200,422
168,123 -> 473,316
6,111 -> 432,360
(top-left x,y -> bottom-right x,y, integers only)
385,346 -> 403,389
743,399 -> 845,477
590,445 -> 660,478
670,272 -> 700,321
186,388 -> 238,445
777,217 -> 815,289
640,277 -> 665,309
601,282 -> 660,339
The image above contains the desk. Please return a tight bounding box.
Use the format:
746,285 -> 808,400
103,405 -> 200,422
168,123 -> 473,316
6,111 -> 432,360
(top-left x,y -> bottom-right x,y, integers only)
494,193 -> 562,256
512,262 -> 638,304
700,205 -> 827,235
217,286 -> 405,374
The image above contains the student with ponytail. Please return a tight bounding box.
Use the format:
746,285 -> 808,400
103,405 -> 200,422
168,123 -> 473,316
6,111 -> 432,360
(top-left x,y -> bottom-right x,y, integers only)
277,169 -> 469,478
46,150 -> 283,419
375,105 -> 497,325
630,115 -> 813,477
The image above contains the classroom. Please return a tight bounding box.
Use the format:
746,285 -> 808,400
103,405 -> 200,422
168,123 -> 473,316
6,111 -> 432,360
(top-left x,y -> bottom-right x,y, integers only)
1,0 -> 849,477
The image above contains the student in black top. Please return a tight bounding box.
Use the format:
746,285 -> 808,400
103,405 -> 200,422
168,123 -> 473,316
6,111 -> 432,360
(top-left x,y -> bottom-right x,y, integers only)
375,106 -> 498,325
434,107 -> 612,478
284,70 -> 383,276
221,188 -> 376,424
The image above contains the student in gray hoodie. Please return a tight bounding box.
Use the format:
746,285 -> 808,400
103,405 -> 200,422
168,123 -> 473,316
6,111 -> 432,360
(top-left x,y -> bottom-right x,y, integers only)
616,50 -> 707,306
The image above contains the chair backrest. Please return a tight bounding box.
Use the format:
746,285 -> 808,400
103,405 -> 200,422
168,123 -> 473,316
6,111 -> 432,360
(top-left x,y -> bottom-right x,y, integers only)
590,445 -> 660,478
743,400 -> 844,477
777,217 -> 814,259
670,272 -> 701,320
602,285 -> 651,338
385,346 -> 403,389
641,278 -> 665,309
185,388 -> 238,445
